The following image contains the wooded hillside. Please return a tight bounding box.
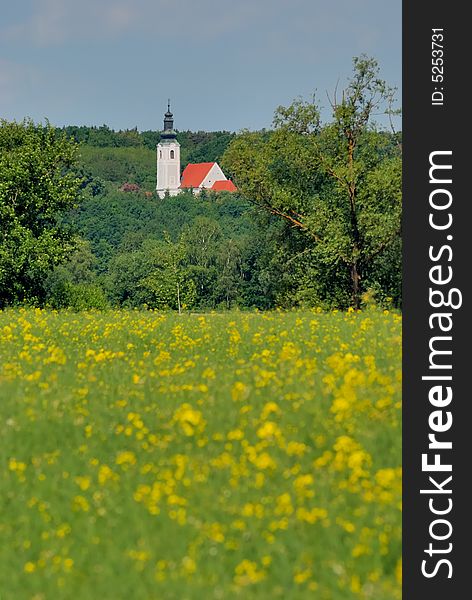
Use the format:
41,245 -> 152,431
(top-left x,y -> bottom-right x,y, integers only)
2,58 -> 401,312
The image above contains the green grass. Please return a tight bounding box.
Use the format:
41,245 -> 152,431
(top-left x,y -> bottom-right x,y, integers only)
0,309 -> 401,599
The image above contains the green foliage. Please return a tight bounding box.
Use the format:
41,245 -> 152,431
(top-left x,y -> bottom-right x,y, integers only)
61,125 -> 235,163
94,201 -> 264,310
60,126 -> 236,193
61,124 -> 143,148
1,58 -> 401,312
42,184 -> 278,311
177,130 -> 236,166
140,234 -> 196,312
223,56 -> 402,308
43,239 -> 109,310
46,281 -> 109,311
71,190 -> 254,253
79,146 -> 156,188
0,119 -> 83,307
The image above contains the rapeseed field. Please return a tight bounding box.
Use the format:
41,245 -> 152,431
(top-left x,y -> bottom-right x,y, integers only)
0,309 -> 401,599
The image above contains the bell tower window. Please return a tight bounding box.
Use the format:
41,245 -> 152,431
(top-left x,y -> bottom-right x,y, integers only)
170,150 -> 175,159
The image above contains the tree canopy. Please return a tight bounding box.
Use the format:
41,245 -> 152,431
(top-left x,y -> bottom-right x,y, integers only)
1,57 -> 402,311
0,120 -> 83,307
222,56 -> 402,308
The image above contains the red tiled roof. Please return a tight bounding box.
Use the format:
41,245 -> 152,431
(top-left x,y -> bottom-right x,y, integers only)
180,162 -> 215,188
211,180 -> 237,192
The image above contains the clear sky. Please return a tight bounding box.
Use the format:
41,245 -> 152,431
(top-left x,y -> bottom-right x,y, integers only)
0,0 -> 401,132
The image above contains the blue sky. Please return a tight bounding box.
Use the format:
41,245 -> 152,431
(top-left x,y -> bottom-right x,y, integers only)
0,0 -> 401,132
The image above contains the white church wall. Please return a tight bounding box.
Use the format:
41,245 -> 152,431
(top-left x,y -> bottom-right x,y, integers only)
200,163 -> 227,189
156,140 -> 181,196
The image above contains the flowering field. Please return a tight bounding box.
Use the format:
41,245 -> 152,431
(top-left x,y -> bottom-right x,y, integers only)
0,309 -> 401,599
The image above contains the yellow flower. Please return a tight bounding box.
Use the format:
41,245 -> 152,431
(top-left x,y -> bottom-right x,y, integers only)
234,559 -> 266,586
261,401 -> 280,418
231,381 -> 249,402
72,495 -> 90,512
375,467 -> 397,488
9,458 -> 27,472
202,367 -> 216,379
275,493 -> 293,516
56,523 -> 71,538
98,464 -> 117,485
63,558 -> 74,571
115,451 -> 137,466
74,476 -> 91,491
396,558 -> 402,584
286,441 -> 307,456
253,452 -> 276,470
256,421 -> 281,440
181,556 -> 196,574
173,404 -> 204,436
227,429 -> 244,441
294,568 -> 311,584
351,575 -> 361,593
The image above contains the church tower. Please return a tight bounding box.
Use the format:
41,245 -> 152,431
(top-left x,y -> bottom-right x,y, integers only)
156,101 -> 181,198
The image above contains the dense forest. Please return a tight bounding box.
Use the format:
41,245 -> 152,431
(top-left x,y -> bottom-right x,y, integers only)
1,57 -> 402,311
48,126 -> 276,311
62,126 -> 235,191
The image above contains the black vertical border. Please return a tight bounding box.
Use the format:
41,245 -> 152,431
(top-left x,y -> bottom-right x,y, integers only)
403,3 -> 470,598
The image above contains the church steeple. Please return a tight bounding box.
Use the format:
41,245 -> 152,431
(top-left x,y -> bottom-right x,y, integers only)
156,99 -> 181,198
161,99 -> 176,140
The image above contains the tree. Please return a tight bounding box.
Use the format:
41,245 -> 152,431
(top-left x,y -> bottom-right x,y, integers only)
182,217 -> 222,269
0,119 -> 83,306
222,56 -> 402,308
215,238 -> 244,309
139,234 -> 196,312
43,238 -> 110,310
180,217 -> 221,308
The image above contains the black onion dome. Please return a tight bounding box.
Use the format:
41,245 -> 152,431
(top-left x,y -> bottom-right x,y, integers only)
161,99 -> 177,141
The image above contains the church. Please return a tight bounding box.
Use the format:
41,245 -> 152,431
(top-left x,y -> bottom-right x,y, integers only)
156,102 -> 236,199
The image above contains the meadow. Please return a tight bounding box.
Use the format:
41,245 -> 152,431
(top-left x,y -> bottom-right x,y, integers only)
0,309 -> 401,600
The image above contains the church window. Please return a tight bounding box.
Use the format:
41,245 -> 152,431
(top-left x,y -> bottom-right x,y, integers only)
170,150 -> 175,159
159,150 -> 162,158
